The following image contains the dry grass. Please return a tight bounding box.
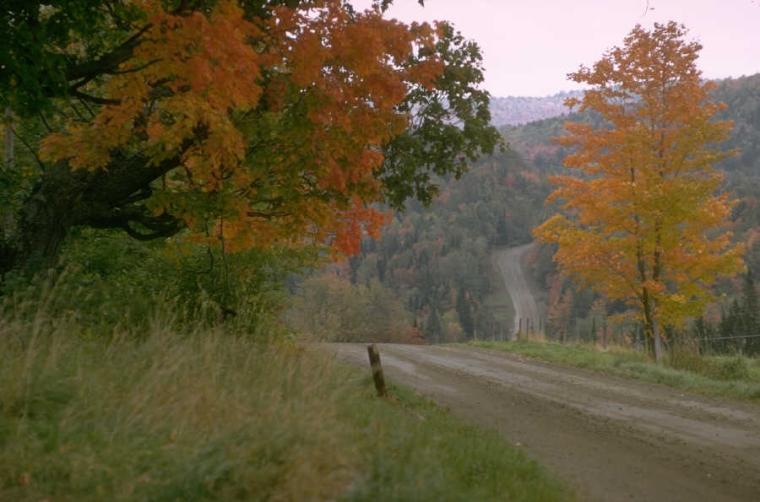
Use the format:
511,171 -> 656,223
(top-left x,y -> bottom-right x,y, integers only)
0,314 -> 358,500
0,287 -> 569,501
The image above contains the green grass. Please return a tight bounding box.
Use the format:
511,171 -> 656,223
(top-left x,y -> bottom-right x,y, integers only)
0,310 -> 569,501
471,340 -> 760,401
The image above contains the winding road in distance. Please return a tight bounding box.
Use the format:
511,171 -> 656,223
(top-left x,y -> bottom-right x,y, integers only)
492,243 -> 541,335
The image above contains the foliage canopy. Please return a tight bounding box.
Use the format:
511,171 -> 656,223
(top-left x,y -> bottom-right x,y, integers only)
534,22 -> 744,355
0,0 -> 498,274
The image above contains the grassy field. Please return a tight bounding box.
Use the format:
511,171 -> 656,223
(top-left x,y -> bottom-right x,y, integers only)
471,340 -> 760,401
0,308 -> 569,501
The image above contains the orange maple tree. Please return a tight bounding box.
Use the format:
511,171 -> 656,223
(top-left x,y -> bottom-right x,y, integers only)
39,0 -> 443,255
0,0 -> 497,273
534,22 -> 744,361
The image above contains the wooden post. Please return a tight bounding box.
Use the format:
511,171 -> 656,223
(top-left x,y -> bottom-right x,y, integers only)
367,344 -> 387,397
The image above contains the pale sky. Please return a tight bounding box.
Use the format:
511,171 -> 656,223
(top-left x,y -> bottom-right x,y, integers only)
353,0 -> 760,96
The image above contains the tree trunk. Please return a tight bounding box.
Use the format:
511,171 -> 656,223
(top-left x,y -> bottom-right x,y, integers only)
2,153 -> 183,278
652,316 -> 664,364
3,108 -> 13,169
642,290 -> 665,364
2,108 -> 15,264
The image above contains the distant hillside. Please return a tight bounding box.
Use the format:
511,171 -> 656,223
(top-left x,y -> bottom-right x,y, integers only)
502,74 -> 760,176
489,91 -> 583,127
350,74 -> 760,344
501,73 -> 760,324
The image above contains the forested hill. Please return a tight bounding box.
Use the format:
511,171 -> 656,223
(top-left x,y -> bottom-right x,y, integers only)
502,73 -> 760,265
713,73 -> 760,269
346,149 -> 551,342
489,91 -> 582,126
345,73 -> 760,344
504,74 -> 760,176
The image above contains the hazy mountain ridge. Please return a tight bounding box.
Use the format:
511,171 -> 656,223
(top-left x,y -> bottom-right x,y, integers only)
489,91 -> 583,127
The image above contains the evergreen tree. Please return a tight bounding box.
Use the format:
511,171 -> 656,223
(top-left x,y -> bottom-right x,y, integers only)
719,300 -> 743,353
425,307 -> 444,344
742,270 -> 760,355
456,288 -> 475,338
692,317 -> 716,354
495,218 -> 510,246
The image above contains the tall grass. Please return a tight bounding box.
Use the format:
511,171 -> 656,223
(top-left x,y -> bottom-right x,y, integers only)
0,281 -> 569,501
1,313 -> 357,500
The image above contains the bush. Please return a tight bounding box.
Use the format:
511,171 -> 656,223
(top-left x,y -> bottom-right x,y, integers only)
669,342 -> 752,381
286,275 -> 422,343
2,229 -> 310,338
711,357 -> 751,381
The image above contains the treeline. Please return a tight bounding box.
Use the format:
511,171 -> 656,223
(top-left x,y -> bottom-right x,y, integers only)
713,74 -> 760,273
692,271 -> 760,356
488,91 -> 581,127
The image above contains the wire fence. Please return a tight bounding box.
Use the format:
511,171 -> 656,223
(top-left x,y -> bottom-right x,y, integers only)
696,333 -> 760,341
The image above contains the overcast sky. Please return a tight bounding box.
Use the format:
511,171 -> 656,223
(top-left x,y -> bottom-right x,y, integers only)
353,0 -> 760,97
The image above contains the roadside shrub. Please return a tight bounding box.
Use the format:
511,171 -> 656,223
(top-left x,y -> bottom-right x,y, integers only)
711,357 -> 751,381
668,348 -> 711,376
285,275 -> 422,343
2,229 -> 309,338
669,338 -> 752,381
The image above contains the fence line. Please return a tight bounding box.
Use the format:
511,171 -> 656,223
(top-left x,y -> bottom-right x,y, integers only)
695,333 -> 760,341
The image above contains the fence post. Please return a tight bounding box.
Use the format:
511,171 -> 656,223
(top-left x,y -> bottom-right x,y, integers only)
367,344 -> 387,397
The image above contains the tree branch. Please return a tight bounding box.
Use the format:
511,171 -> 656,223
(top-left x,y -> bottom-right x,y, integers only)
66,23 -> 153,90
71,90 -> 121,106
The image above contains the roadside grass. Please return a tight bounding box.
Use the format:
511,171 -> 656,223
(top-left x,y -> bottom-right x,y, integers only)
471,340 -> 760,401
0,308 -> 569,501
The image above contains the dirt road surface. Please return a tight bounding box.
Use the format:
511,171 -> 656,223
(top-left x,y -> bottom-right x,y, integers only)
329,343 -> 760,501
493,244 -> 541,335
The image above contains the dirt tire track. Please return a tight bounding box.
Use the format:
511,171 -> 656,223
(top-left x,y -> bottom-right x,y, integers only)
329,343 -> 760,501
493,244 -> 541,336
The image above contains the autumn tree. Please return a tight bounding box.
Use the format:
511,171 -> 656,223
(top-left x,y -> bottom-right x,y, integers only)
534,22 -> 744,362
0,0 -> 499,276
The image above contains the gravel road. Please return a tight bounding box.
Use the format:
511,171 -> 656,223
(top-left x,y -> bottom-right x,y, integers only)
493,244 -> 541,335
329,343 -> 760,501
